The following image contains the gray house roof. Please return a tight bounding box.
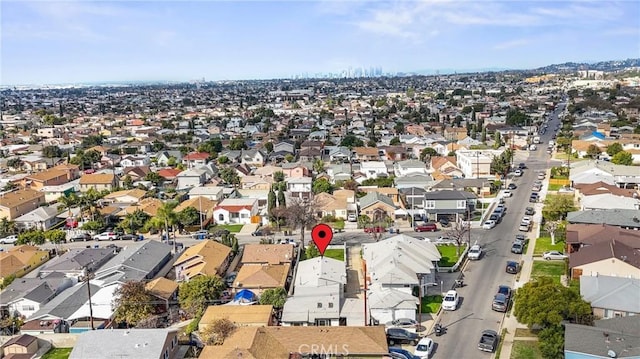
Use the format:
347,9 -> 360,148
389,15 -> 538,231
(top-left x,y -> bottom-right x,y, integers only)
70,328 -> 178,359
565,317 -> 640,358
424,190 -> 477,201
0,278 -> 55,305
580,275 -> 640,314
93,241 -> 173,285
38,248 -> 115,276
359,192 -> 396,209
567,209 -> 640,229
431,178 -> 489,190
31,282 -> 99,320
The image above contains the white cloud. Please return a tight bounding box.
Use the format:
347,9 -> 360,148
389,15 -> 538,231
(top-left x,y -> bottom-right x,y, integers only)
494,39 -> 530,50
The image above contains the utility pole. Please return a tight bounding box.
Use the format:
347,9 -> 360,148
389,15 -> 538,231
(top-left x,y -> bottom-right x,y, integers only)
82,267 -> 95,330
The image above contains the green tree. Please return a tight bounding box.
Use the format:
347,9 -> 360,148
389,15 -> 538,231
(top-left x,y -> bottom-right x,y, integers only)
0,218 -> 17,237
505,108 -> 528,126
121,209 -> 150,234
273,171 -> 285,183
217,155 -> 230,164
144,172 -> 166,187
493,131 -> 503,149
305,242 -> 321,259
7,158 -> 23,170
122,175 -> 134,190
178,275 -> 225,316
312,159 -> 325,174
340,134 -> 364,148
481,127 -> 487,143
312,178 -> 334,194
284,154 -> 295,163
284,198 -> 317,248
264,142 -> 274,153
17,230 -> 46,245
229,137 -> 247,150
420,147 -> 438,161
267,186 -> 276,221
112,281 -> 155,327
585,144 -> 601,159
542,195 -> 577,221
44,229 -> 67,244
259,287 -> 287,308
611,151 -> 633,165
538,325 -> 565,359
277,187 -> 286,207
219,167 -> 240,187
42,145 -> 63,159
167,156 -> 177,167
178,206 -> 200,227
146,201 -> 178,240
606,142 -> 623,156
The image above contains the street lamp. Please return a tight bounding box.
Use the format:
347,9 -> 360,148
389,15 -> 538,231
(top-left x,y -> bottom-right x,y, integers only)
81,267 -> 95,330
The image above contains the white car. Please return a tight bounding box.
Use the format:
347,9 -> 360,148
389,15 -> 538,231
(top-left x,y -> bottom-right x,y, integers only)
514,169 -> 523,177
347,213 -> 357,222
543,251 -> 568,260
482,220 -> 496,230
468,244 -> 482,260
521,216 -> 532,225
537,172 -> 546,180
0,235 -> 18,244
93,232 -> 117,241
502,190 -> 513,198
414,337 -> 435,358
442,290 -> 459,311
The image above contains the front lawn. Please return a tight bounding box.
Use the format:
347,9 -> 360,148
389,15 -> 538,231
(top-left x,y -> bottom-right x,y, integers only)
421,295 -> 442,313
213,224 -> 244,233
531,261 -> 565,283
323,248 -> 344,261
510,340 -> 542,359
42,348 -> 73,359
437,245 -> 466,267
533,237 -> 565,256
547,184 -> 563,191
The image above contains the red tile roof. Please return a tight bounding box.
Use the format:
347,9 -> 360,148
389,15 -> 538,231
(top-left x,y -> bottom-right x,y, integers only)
183,152 -> 210,160
157,168 -> 182,179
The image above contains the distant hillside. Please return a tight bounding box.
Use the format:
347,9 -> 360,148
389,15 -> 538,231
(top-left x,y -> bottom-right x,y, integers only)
534,58 -> 640,73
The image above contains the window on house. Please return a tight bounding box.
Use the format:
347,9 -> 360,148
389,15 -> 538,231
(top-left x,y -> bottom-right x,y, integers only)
218,214 -> 224,221
328,303 -> 333,308
426,201 -> 435,209
21,305 -> 35,311
457,200 -> 467,209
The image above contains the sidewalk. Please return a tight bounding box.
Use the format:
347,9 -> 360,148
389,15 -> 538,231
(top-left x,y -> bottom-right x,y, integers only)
345,244 -> 364,299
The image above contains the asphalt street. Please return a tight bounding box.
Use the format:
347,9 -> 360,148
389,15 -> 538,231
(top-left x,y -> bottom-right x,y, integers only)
432,103 -> 564,359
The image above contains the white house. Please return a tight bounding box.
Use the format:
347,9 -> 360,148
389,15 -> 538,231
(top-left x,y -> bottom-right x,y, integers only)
581,193 -> 640,211
188,186 -> 225,201
212,198 -> 258,224
359,161 -> 389,179
0,279 -> 56,319
363,234 -> 441,295
285,177 -> 313,199
176,168 -> 208,191
367,283 -> 420,324
456,150 -> 503,179
14,206 -> 60,231
119,155 -> 151,168
393,160 -> 429,178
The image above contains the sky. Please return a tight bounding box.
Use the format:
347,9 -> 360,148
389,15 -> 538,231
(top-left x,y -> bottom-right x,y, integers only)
1,0 -> 639,85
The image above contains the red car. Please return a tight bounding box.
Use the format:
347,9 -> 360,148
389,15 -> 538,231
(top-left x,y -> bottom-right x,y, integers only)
364,226 -> 385,233
414,223 -> 438,232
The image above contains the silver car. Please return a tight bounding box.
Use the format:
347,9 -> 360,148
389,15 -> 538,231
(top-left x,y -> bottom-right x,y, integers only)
543,251 -> 568,260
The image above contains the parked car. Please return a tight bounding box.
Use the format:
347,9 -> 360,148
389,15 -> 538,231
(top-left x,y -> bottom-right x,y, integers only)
386,328 -> 419,346
497,285 -> 512,300
543,251 -> 568,260
365,226 -> 386,233
347,213 -> 358,222
279,238 -> 298,246
514,234 -> 527,245
0,235 -> 18,245
441,290 -> 459,311
514,169 -> 523,177
93,232 -> 117,241
69,233 -> 92,242
438,217 -> 450,227
518,163 -> 527,169
191,230 -> 210,239
251,229 -> 266,236
482,220 -> 496,230
502,190 -> 513,198
492,293 -> 509,312
529,193 -> 539,203
118,234 -> 137,241
507,183 -> 517,190
386,318 -> 419,329
489,213 -> 501,223
414,223 -> 438,232
478,330 -> 499,352
414,337 -> 435,358
537,172 -> 546,180
468,244 -> 482,260
511,242 -> 524,254
506,261 -> 520,274
389,347 -> 420,359
524,207 -> 535,215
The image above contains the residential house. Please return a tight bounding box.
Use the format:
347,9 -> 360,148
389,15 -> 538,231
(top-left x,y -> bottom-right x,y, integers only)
352,147 -> 379,161
156,151 -> 183,167
199,305 -> 275,330
176,168 -> 208,190
280,163 -> 310,178
241,244 -> 295,265
298,147 -> 323,162
70,329 -> 180,359
102,188 -> 147,206
580,275 -> 640,319
394,173 -> 435,190
423,190 -> 477,223
567,209 -> 640,230
570,160 -> 640,189
569,240 -> 640,279
431,156 -> 464,179
22,168 -> 70,191
182,152 -> 210,169
574,181 -> 639,199
116,198 -> 164,218
187,186 -> 225,201
157,168 -> 182,183
200,326 -> 388,358
92,240 -> 173,285
456,150 -> 503,179
78,173 -> 118,192
14,205 -> 60,230
363,234 -> 441,297
326,163 -> 353,183
0,189 -> 46,221
281,256 -> 364,327
285,177 -> 313,200
0,245 -> 50,282
566,223 -> 640,254
232,263 -> 290,296
1,334 -> 39,357
399,187 -> 428,219
358,192 -> 397,223
174,196 -> 217,226
235,189 -> 270,211
315,192 -> 349,220
120,141 -> 153,154
367,283 -> 420,324
173,240 -> 232,281
120,166 -> 152,182
323,146 -> 351,162
239,175 -> 273,190
564,317 -> 640,359
430,178 -> 494,197
240,149 -> 266,167
393,159 -> 428,177
213,198 -> 258,225
0,278 -> 56,319
580,193 -> 640,211
119,156 -> 151,168
145,277 -> 179,313
359,161 -> 389,180
37,248 -> 115,279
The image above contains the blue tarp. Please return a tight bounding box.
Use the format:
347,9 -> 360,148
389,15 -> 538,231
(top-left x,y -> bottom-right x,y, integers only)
233,289 -> 256,303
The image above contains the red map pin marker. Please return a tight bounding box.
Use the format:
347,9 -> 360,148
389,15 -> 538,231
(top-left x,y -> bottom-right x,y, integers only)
311,224 -> 333,256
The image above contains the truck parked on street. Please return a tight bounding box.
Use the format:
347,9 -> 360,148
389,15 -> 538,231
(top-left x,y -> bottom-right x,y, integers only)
478,330 -> 499,352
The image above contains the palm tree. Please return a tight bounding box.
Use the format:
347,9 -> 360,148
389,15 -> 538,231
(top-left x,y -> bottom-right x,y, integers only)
0,218 -> 17,236
148,201 -> 178,243
312,159 -> 325,174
